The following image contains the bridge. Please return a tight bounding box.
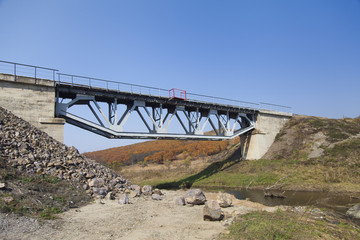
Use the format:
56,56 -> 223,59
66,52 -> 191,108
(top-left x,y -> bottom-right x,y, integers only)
0,60 -> 292,159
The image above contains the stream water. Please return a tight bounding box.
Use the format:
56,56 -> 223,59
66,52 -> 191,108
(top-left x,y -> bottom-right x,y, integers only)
223,188 -> 360,214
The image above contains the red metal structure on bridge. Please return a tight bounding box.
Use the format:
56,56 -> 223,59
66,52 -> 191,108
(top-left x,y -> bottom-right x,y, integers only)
169,88 -> 186,100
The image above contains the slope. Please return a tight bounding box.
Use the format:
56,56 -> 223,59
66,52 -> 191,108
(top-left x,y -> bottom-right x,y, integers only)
0,107 -> 129,219
188,115 -> 360,192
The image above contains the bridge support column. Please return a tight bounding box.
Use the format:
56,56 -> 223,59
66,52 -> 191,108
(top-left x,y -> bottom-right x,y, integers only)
240,110 -> 292,160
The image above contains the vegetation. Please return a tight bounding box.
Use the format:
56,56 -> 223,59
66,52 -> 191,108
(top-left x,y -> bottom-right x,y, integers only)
85,138 -> 237,168
0,157 -> 91,219
113,115 -> 360,193
220,209 -> 360,240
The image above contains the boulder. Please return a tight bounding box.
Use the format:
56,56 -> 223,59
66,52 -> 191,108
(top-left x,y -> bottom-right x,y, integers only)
217,193 -> 232,208
346,203 -> 360,219
2,196 -> 14,204
184,189 -> 206,205
105,192 -> 116,200
175,196 -> 186,206
203,200 -> 223,221
130,184 -> 139,190
118,194 -> 130,204
141,185 -> 153,196
129,190 -> 140,198
0,182 -> 5,189
93,188 -> 107,197
89,178 -> 104,188
153,188 -> 163,195
151,194 -> 162,201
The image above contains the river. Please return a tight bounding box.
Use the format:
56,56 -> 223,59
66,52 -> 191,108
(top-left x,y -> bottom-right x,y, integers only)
224,188 -> 360,214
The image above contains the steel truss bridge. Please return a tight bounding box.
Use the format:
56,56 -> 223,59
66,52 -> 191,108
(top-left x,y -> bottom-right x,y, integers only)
0,60 -> 291,140
55,74 -> 263,140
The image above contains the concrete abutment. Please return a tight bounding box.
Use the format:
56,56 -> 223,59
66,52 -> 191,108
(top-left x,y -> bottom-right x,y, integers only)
0,73 -> 65,142
240,110 -> 292,160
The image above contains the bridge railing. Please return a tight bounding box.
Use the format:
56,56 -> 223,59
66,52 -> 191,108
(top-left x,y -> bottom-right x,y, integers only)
0,60 -> 58,82
57,73 -> 171,98
259,102 -> 292,113
186,92 -> 260,110
57,73 -> 261,110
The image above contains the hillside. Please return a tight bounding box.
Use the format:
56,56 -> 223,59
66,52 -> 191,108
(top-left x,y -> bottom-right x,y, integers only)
183,115 -> 360,192
94,114 -> 360,193
84,137 -> 239,169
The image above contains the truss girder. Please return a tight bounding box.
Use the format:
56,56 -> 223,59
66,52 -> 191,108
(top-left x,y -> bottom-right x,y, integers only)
56,94 -> 256,140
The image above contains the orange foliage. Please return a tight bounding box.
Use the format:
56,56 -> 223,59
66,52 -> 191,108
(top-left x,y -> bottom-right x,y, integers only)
84,138 -> 239,166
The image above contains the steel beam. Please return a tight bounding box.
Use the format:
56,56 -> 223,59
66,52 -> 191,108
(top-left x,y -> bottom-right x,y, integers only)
56,86 -> 257,140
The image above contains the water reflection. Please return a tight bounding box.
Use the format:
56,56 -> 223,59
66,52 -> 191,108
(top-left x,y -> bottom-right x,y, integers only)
225,188 -> 360,214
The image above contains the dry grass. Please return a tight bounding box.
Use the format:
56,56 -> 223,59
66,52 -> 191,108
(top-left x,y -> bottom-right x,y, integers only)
220,208 -> 360,240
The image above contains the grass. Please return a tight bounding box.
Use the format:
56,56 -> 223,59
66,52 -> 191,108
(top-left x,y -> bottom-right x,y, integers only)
119,115 -> 360,193
39,207 -> 62,219
220,209 -> 360,240
0,157 -> 91,219
122,147 -> 360,192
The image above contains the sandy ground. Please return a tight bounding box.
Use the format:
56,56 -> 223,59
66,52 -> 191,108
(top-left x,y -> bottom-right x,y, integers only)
0,190 -> 280,240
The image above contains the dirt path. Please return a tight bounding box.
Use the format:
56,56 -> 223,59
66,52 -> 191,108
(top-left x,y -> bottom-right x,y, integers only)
1,190 -> 279,240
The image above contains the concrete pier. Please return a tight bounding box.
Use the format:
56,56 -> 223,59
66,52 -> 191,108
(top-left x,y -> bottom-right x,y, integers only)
0,73 -> 65,142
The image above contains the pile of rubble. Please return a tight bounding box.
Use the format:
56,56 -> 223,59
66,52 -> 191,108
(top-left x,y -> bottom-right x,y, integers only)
0,107 -> 128,197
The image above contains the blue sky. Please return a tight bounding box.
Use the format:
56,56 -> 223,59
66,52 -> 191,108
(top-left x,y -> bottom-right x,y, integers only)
1,0 -> 359,152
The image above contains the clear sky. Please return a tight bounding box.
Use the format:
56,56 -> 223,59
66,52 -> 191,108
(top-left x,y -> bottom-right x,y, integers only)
0,0 -> 359,152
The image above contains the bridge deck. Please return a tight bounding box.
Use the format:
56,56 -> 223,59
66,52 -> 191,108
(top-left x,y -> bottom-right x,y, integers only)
56,83 -> 258,117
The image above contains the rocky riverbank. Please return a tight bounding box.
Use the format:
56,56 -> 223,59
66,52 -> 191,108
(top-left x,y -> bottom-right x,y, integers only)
0,189 -> 281,240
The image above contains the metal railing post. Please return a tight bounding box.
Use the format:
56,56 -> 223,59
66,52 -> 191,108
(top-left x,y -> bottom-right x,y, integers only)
14,63 -> 16,81
34,67 -> 37,84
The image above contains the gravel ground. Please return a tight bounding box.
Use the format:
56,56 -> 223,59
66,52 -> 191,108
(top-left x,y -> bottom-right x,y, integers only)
0,190 -> 279,240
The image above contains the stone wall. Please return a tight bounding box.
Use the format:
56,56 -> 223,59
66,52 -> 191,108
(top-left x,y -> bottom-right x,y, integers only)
241,110 -> 292,160
0,73 -> 65,142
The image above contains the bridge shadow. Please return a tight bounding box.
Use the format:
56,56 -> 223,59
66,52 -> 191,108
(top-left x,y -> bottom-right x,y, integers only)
156,142 -> 243,189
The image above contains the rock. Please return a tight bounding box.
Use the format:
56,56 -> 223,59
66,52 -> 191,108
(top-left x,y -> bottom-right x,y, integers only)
141,185 -> 153,196
85,171 -> 95,179
203,200 -> 223,221
2,196 -> 14,204
153,188 -> 163,195
118,194 -> 130,204
105,192 -> 116,200
175,196 -> 186,206
17,158 -> 30,165
129,190 -> 140,198
83,184 -> 89,190
152,194 -> 162,201
93,188 -> 107,197
130,184 -> 139,190
89,178 -> 104,188
346,203 -> 360,219
0,182 -> 5,189
217,193 -> 232,208
184,189 -> 206,205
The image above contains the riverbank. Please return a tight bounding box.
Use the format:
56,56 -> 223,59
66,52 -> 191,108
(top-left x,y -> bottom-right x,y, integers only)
0,190 -> 277,240
1,190 -> 359,240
